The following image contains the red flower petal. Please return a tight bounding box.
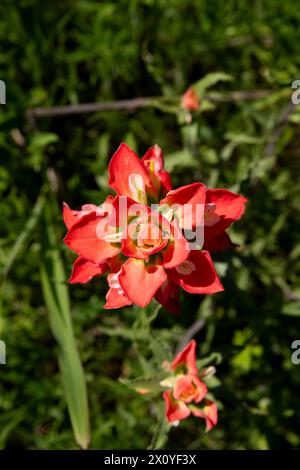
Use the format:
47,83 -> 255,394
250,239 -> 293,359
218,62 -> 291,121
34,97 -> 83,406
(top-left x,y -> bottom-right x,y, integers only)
205,188 -> 247,238
63,199 -> 112,230
163,390 -> 191,423
121,211 -> 168,260
108,143 -> 155,203
159,171 -> 173,194
119,258 -> 167,308
64,212 -> 120,264
142,144 -> 172,194
160,183 -> 206,229
109,195 -> 150,229
171,339 -> 198,375
203,231 -> 236,252
105,253 -> 124,273
169,250 -> 224,294
181,86 -> 200,111
162,220 -> 189,269
103,270 -> 132,309
190,400 -> 218,431
173,374 -> 207,404
122,225 -> 168,260
63,202 -> 81,230
155,278 -> 180,314
103,287 -> 132,309
69,256 -> 108,284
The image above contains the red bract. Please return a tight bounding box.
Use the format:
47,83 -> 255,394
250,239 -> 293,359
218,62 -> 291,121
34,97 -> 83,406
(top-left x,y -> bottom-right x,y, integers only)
161,340 -> 218,431
203,189 -> 247,252
171,338 -> 198,375
108,143 -> 171,204
63,143 -> 247,311
142,144 -> 172,195
168,250 -> 223,295
159,182 -> 206,230
69,257 -> 108,284
155,278 -> 180,314
181,86 -> 200,111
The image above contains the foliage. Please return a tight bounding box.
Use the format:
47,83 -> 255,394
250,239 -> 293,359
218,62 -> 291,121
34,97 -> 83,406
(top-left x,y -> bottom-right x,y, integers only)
1,0 -> 300,450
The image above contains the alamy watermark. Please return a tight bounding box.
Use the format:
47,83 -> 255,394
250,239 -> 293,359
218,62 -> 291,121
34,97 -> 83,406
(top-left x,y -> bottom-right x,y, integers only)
89,197 -> 205,249
0,340 -> 6,365
291,340 -> 300,365
291,80 -> 300,104
0,80 -> 6,104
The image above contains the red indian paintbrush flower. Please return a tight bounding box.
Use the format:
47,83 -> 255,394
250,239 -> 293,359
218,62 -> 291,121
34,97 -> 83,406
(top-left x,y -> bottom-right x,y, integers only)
63,143 -> 247,311
161,340 -> 218,431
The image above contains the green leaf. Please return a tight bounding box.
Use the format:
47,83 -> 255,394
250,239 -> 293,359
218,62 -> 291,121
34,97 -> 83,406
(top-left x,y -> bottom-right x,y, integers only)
120,374 -> 166,394
1,189 -> 47,280
29,132 -> 58,149
0,407 -> 27,449
282,302 -> 300,316
164,149 -> 197,171
197,352 -> 223,369
193,72 -> 233,96
40,206 -> 90,449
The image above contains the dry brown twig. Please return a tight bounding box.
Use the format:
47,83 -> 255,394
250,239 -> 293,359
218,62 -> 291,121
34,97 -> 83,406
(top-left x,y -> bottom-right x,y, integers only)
26,90 -> 274,128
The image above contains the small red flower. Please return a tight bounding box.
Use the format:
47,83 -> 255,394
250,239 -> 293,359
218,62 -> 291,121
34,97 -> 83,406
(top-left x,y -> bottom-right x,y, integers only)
181,86 -> 200,111
161,340 -> 218,431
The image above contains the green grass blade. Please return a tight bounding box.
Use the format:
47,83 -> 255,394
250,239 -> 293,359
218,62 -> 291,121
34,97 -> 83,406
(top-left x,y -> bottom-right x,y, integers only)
40,208 -> 90,449
2,189 -> 47,280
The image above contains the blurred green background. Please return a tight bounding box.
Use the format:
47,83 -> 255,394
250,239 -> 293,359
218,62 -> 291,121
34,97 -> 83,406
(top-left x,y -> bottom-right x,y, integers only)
1,0 -> 300,450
